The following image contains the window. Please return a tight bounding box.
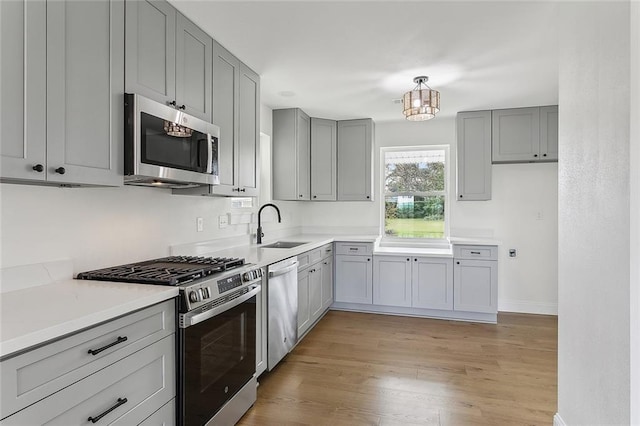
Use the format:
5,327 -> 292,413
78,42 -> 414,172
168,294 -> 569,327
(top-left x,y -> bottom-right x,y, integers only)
382,147 -> 448,240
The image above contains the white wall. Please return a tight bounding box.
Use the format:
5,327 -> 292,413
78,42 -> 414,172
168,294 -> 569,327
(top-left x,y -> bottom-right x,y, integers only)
299,117 -> 559,314
557,2 -> 632,424
631,2 -> 640,422
0,105 -> 303,279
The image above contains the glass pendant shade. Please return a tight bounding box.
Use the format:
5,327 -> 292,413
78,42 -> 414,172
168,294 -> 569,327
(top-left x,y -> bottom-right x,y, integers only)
163,120 -> 193,137
402,76 -> 440,121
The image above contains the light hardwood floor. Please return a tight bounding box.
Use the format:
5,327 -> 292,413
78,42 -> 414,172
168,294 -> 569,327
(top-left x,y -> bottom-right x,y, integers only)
239,311 -> 557,426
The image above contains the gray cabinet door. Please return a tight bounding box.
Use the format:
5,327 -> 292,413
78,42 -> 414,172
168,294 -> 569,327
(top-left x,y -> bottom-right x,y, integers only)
453,259 -> 498,314
255,282 -> 267,377
238,63 -> 260,196
310,118 -> 337,200
272,108 -> 310,200
456,111 -> 491,200
296,110 -> 311,200
297,268 -> 311,336
175,13 -> 211,122
337,119 -> 373,201
309,265 -> 323,320
321,256 -> 334,310
539,105 -> 558,161
373,256 -> 412,307
212,41 -> 239,195
334,255 -> 373,304
46,0 -> 123,186
412,257 -> 454,310
0,0 -> 46,182
125,0 -> 176,106
492,107 -> 540,163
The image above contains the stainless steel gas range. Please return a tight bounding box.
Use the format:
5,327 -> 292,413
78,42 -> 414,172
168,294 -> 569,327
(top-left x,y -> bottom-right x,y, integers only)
77,256 -> 263,426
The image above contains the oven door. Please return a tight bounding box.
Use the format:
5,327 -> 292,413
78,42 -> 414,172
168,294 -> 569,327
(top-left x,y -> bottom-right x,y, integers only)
178,291 -> 257,426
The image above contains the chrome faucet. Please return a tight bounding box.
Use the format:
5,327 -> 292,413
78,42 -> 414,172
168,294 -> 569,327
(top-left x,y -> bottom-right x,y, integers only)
257,203 -> 281,244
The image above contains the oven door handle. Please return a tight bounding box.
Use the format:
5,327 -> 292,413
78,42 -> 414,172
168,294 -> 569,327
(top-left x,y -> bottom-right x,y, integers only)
181,284 -> 261,328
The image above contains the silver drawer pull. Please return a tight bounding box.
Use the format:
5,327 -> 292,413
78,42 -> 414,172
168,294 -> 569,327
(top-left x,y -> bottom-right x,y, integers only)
88,397 -> 128,423
470,251 -> 481,255
87,336 -> 127,356
349,248 -> 358,251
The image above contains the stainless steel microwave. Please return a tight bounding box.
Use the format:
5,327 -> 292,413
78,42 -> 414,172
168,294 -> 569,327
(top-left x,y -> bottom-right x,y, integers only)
124,93 -> 220,188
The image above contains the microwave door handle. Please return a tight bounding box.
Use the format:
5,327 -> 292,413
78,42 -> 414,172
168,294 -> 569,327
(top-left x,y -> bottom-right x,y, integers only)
206,136 -> 213,174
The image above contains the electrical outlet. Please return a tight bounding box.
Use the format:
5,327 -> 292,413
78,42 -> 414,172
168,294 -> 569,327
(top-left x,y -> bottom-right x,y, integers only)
536,210 -> 544,220
509,249 -> 517,258
219,215 -> 229,229
196,217 -> 204,232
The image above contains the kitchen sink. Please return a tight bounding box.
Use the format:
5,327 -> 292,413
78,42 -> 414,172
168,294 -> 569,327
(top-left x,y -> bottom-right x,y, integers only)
260,241 -> 308,249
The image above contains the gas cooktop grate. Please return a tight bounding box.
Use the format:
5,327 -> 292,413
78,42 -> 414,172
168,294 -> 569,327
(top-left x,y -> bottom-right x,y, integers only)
76,256 -> 245,286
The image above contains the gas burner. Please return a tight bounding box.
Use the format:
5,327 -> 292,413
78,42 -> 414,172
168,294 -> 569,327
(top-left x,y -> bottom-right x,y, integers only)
77,256 -> 246,286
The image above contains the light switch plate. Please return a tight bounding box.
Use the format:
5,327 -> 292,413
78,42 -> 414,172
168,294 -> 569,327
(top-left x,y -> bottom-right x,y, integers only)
196,217 -> 204,232
219,215 -> 229,229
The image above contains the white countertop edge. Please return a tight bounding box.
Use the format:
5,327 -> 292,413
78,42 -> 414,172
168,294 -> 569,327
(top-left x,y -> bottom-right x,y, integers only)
0,284 -> 177,359
449,237 -> 501,246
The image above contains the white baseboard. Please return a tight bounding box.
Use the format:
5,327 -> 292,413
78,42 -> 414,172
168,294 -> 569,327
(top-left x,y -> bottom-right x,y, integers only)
498,299 -> 558,315
553,413 -> 566,426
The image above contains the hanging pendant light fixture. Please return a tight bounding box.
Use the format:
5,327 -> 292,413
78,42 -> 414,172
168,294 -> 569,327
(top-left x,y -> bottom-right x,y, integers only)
402,76 -> 440,121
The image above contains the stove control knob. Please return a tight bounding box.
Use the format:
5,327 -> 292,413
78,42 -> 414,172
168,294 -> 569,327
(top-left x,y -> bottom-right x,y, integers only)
189,290 -> 201,303
202,287 -> 211,299
243,272 -> 251,281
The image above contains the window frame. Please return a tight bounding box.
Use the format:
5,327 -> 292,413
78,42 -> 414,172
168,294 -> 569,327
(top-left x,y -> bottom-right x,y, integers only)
379,145 -> 450,246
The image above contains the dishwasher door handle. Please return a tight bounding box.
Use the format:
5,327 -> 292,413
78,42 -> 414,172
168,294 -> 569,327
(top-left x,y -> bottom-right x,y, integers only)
269,261 -> 299,278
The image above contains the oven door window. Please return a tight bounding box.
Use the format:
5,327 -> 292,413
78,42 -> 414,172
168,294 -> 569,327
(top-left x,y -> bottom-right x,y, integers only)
183,297 -> 256,426
140,112 -> 210,173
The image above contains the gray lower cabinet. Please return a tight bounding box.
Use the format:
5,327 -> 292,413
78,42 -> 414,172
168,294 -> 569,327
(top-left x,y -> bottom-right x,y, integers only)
125,0 -> 212,122
255,280 -> 268,377
0,300 -> 176,424
297,244 -> 333,339
1,0 -> 123,186
373,256 -> 412,307
139,400 -> 175,426
412,257 -> 454,310
453,245 -> 498,314
310,118 -> 338,200
334,242 -> 373,304
321,256 -> 334,310
337,119 -> 374,201
492,105 -> 558,163
272,108 -> 311,200
373,255 -> 453,310
456,111 -> 492,201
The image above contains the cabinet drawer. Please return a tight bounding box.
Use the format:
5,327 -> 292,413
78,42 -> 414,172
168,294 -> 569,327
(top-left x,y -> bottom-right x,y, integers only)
139,399 -> 175,426
1,335 -> 175,425
320,243 -> 333,259
298,247 -> 326,270
453,245 -> 498,261
1,300 -> 175,418
335,242 -> 373,256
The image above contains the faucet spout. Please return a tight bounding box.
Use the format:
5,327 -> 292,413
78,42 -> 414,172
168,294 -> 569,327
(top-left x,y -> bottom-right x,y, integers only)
257,203 -> 282,244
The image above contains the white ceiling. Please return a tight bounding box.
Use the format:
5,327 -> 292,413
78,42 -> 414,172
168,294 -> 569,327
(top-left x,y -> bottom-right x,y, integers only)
169,1 -> 560,122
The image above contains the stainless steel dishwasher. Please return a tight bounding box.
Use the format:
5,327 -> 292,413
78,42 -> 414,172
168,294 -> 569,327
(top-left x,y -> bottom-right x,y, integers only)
267,256 -> 298,370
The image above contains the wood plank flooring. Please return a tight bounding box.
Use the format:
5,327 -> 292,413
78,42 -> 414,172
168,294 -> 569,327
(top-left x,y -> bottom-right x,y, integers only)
238,311 -> 557,426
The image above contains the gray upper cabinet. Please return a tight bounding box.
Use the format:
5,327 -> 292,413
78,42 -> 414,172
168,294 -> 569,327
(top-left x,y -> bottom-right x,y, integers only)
237,63 -> 260,196
492,106 -> 558,163
272,108 -> 310,201
337,119 -> 374,201
539,105 -> 559,161
456,111 -> 492,201
174,40 -> 260,197
310,118 -> 337,200
175,13 -> 212,122
125,0 -> 212,122
1,0 -> 123,187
